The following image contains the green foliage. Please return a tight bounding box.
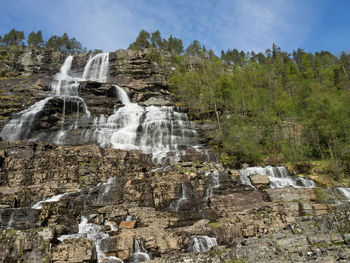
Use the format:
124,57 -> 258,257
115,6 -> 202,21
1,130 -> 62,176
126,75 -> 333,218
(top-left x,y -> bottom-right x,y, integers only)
168,43 -> 350,169
128,29 -> 184,54
0,29 -> 85,54
1,28 -> 25,46
27,30 -> 44,47
46,33 -> 83,54
128,29 -> 150,50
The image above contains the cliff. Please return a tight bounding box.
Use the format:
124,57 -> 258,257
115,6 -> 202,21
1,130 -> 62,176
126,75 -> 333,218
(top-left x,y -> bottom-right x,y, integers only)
0,48 -> 350,263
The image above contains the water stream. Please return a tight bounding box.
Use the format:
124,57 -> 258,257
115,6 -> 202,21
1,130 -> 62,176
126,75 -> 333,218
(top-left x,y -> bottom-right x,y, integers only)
169,183 -> 188,212
239,166 -> 315,188
191,235 -> 218,252
130,239 -> 150,262
1,53 -> 200,164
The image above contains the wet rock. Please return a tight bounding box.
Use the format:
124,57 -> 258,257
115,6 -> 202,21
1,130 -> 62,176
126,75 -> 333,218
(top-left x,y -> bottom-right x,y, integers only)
0,228 -> 51,263
343,233 -> 350,245
52,238 -> 97,262
249,174 -> 270,187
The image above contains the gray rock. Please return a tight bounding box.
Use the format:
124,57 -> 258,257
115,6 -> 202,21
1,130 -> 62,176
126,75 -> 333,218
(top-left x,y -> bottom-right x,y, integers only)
142,97 -> 171,106
343,233 -> 350,245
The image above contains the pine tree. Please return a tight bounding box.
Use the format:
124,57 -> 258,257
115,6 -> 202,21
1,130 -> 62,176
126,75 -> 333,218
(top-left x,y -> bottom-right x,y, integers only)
27,30 -> 44,47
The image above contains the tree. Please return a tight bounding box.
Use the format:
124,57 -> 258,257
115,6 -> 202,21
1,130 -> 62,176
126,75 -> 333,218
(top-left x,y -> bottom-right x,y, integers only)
2,28 -> 25,46
27,30 -> 44,47
150,30 -> 162,49
46,33 -> 83,54
46,35 -> 59,50
128,29 -> 150,50
185,40 -> 201,56
167,35 -> 183,54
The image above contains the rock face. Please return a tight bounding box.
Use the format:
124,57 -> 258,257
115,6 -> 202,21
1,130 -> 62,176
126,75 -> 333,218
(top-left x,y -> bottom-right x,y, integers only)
0,140 -> 349,262
52,238 -> 97,263
249,174 -> 270,187
1,49 -> 350,263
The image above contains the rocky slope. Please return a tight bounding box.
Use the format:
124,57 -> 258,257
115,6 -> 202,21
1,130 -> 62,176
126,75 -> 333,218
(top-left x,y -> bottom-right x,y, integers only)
0,48 -> 349,263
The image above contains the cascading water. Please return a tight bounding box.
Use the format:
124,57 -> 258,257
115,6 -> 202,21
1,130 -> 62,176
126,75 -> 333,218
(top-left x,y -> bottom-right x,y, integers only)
169,183 -> 188,212
1,52 -> 200,164
130,239 -> 150,263
82,53 -> 109,82
205,171 -> 220,200
0,97 -> 52,141
335,188 -> 350,202
7,210 -> 14,229
0,54 -> 94,141
83,85 -> 199,163
239,166 -> 315,188
191,235 -> 218,252
58,215 -> 123,263
31,192 -> 75,209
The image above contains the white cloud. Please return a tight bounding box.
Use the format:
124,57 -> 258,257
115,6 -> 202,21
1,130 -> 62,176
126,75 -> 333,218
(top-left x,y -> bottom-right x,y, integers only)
0,0 -> 318,53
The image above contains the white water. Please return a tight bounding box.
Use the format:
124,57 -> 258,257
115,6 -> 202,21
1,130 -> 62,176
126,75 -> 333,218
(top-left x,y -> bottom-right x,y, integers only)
7,210 -> 14,229
1,53 -> 200,165
52,55 -> 79,96
84,86 -> 199,164
32,192 -> 73,209
0,97 -> 51,141
205,171 -> 220,200
191,235 -> 217,252
0,53 -> 98,141
58,216 -> 123,263
130,239 -> 150,262
239,166 -> 315,189
82,53 -> 109,82
336,188 -> 350,201
169,183 -> 188,212
97,177 -> 115,204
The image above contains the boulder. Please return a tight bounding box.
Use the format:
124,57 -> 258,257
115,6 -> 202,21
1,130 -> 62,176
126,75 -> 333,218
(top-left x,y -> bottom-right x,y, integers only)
52,238 -> 97,262
249,174 -> 270,185
142,97 -> 171,106
119,220 -> 136,229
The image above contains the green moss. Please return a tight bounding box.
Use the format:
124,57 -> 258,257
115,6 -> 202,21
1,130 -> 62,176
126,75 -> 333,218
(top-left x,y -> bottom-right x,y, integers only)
208,222 -> 221,228
291,198 -> 303,203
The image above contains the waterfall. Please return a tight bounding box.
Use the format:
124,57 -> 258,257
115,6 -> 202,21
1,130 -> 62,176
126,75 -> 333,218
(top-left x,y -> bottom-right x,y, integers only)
96,177 -> 116,204
7,210 -> 14,229
169,183 -> 188,212
82,53 -> 109,82
116,85 -> 131,104
0,53 -> 97,141
0,97 -> 52,141
84,85 -> 199,164
58,215 -> 123,263
205,171 -> 220,200
238,166 -> 315,189
130,239 -> 150,263
1,53 -> 200,165
191,235 -> 217,252
336,188 -> 350,201
51,55 -> 79,96
31,192 -> 74,209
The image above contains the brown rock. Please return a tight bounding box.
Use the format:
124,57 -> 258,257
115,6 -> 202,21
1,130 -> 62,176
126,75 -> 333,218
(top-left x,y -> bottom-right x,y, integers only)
119,220 -> 136,229
52,238 -> 97,262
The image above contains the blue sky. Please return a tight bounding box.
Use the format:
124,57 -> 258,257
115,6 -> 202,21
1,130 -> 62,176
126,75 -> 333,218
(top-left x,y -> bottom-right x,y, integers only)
0,0 -> 349,55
